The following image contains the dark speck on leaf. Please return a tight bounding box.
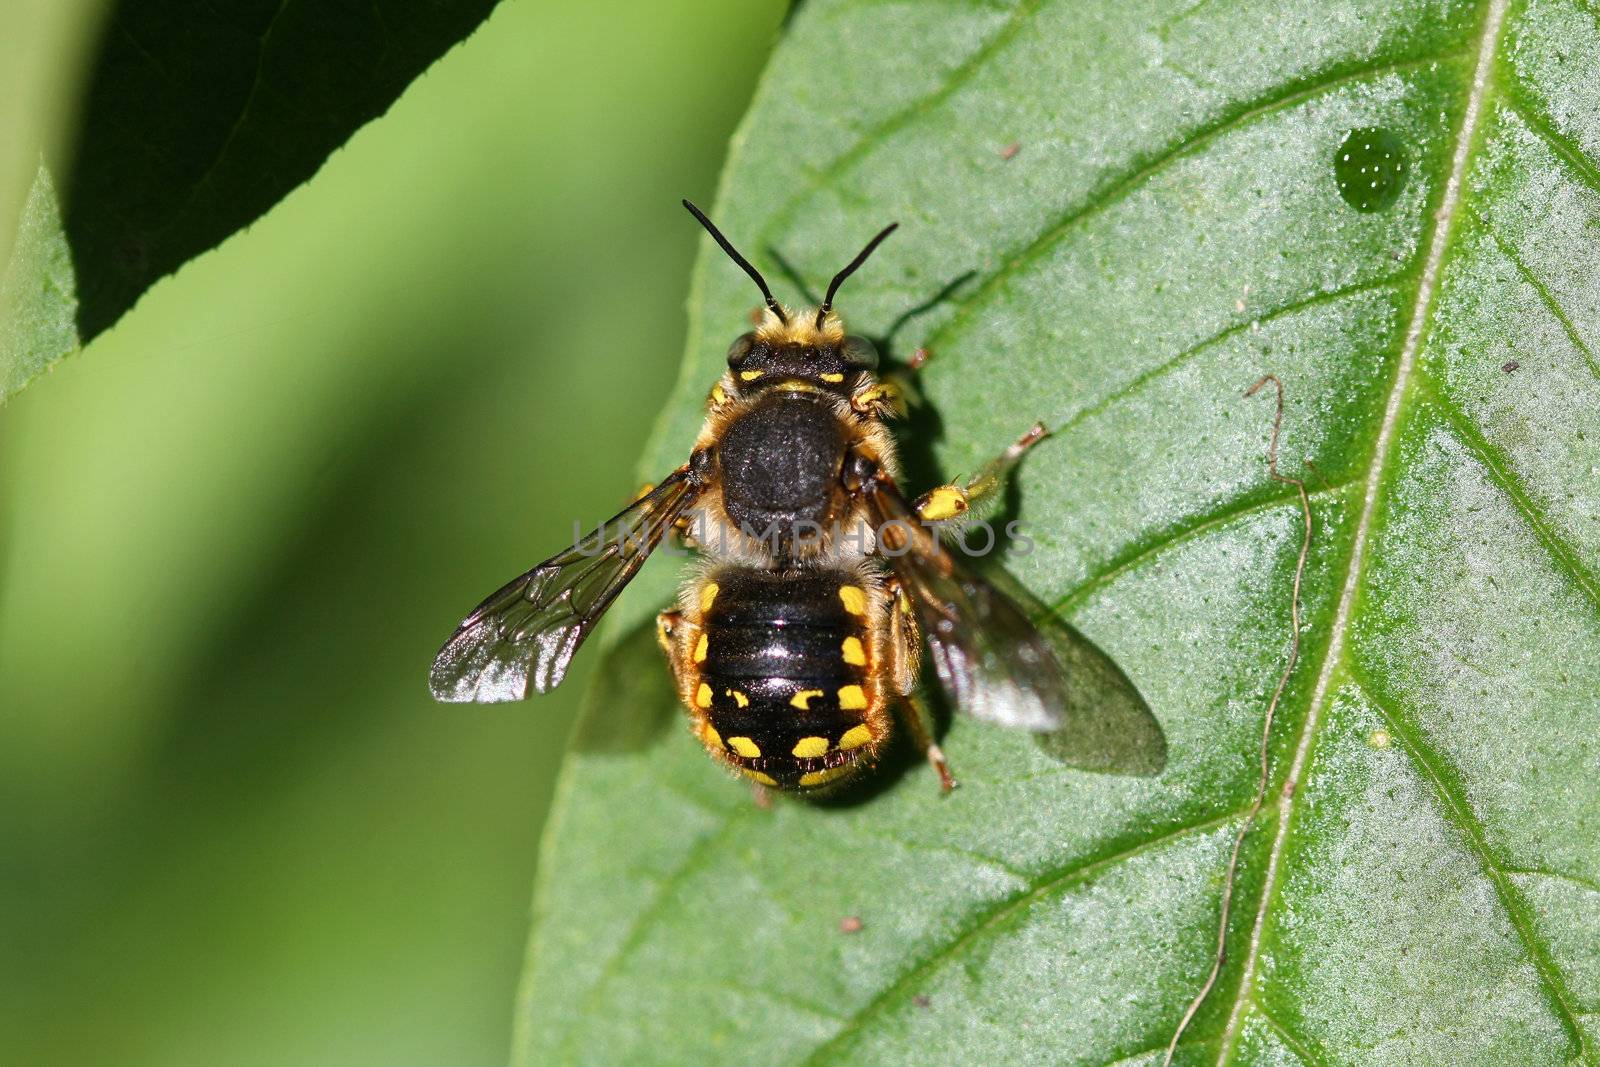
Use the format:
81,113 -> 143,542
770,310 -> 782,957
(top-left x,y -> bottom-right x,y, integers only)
1502,360 -> 1519,374
839,915 -> 863,934
999,141 -> 1021,160
914,995 -> 932,1009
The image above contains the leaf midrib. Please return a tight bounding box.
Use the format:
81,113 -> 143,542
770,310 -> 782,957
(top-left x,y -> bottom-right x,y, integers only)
1211,2 -> 1596,1063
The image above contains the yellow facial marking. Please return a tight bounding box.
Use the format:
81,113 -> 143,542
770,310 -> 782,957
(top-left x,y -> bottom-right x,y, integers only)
839,723 -> 874,750
840,636 -> 867,666
740,369 -> 764,381
820,372 -> 845,383
837,685 -> 868,710
727,736 -> 761,758
693,633 -> 709,663
743,769 -> 779,787
699,582 -> 719,614
799,766 -> 854,789
703,725 -> 726,751
728,688 -> 750,708
839,585 -> 867,615
792,736 -> 830,759
695,682 -> 713,709
920,485 -> 969,522
790,689 -> 825,711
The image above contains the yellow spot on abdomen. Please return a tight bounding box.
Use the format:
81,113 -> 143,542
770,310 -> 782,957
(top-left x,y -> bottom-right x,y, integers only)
740,369 -> 764,381
839,585 -> 867,615
790,689 -> 824,710
711,382 -> 728,405
728,689 -> 750,708
703,725 -> 725,751
695,683 -> 713,708
727,736 -> 761,758
837,685 -> 868,710
699,582 -> 719,614
743,769 -> 778,787
799,766 -> 853,789
693,633 -> 708,663
820,372 -> 844,383
841,636 -> 867,666
839,724 -> 873,750
792,736 -> 830,758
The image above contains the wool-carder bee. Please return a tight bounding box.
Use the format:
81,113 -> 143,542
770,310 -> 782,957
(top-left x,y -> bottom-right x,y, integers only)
429,200 -> 1085,793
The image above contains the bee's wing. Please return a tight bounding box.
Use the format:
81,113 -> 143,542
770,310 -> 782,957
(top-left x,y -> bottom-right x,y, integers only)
864,478 -> 1068,732
429,468 -> 701,703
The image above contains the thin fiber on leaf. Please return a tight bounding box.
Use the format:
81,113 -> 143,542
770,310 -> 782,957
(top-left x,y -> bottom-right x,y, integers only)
519,1 -> 1600,1063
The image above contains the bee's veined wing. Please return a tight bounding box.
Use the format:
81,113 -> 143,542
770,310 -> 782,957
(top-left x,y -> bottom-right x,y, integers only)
429,469 -> 701,703
863,477 -> 1068,732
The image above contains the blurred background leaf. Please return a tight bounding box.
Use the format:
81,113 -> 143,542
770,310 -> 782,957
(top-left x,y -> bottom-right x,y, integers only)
2,0 -> 509,400
0,1 -> 786,1064
520,0 -> 1600,1064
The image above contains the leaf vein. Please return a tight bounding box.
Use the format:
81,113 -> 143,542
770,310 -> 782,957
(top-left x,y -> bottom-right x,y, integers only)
1214,2 -> 1514,1061
1052,479 -> 1356,620
1429,387 -> 1600,613
760,0 -> 1045,241
922,49 -> 1471,354
799,805 -> 1255,1064
1471,202 -> 1600,383
1352,676 -> 1593,1056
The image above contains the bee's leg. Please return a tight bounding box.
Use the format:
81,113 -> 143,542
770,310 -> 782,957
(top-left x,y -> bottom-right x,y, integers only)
656,610 -> 691,694
898,692 -> 955,793
911,421 -> 1048,523
883,577 -> 954,793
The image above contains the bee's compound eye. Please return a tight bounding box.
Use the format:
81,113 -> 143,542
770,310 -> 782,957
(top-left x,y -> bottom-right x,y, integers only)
727,332 -> 757,366
841,335 -> 879,370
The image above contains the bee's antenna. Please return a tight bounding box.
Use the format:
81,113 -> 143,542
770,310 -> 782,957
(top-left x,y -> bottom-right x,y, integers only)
682,199 -> 786,325
817,222 -> 898,329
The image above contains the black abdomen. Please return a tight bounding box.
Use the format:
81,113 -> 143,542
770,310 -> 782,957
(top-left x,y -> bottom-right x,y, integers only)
692,566 -> 880,790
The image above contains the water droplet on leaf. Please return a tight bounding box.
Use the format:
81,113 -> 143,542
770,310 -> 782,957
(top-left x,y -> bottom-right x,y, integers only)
1334,126 -> 1407,212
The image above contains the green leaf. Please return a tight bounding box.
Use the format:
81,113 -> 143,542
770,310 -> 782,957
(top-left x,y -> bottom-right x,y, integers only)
517,0 -> 1600,1062
0,0 -> 503,401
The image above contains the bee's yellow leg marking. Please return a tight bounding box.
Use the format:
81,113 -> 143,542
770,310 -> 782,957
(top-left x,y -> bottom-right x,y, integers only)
742,769 -> 778,787
838,585 -> 868,615
790,689 -> 825,710
799,766 -> 854,789
837,685 -> 868,710
839,723 -> 874,750
916,484 -> 970,523
727,688 -> 750,708
693,633 -> 709,663
695,682 -> 713,708
655,611 -> 681,656
850,380 -> 905,417
703,724 -> 726,751
792,736 -> 830,758
841,636 -> 867,666
699,582 -> 720,614
727,736 -> 762,758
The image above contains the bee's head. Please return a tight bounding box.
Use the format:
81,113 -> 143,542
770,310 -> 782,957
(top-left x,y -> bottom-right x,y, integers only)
723,314 -> 880,394
682,199 -> 894,395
